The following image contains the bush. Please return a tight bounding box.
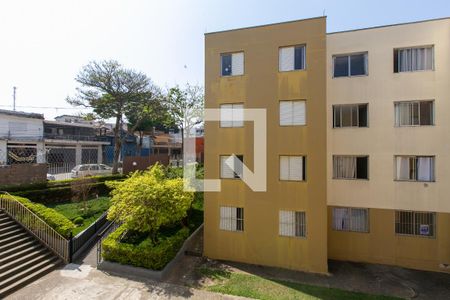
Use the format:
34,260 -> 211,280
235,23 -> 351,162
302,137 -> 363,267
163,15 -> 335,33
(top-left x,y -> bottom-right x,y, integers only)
102,224 -> 190,270
107,164 -> 194,239
73,216 -> 84,225
12,196 -> 75,238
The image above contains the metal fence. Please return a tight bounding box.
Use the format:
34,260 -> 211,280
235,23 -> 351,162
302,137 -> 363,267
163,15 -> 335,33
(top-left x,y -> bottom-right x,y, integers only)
96,220 -> 121,265
70,211 -> 109,260
0,192 -> 70,263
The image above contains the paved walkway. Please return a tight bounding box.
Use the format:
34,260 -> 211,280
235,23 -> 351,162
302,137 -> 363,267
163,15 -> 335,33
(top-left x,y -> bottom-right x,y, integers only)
6,262 -> 246,300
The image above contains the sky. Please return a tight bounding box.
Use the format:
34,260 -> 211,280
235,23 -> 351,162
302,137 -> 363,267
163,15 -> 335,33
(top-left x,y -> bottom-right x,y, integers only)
0,0 -> 448,120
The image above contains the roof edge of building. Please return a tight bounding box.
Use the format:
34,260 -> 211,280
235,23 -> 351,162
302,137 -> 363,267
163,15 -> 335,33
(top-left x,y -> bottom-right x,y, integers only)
205,16 -> 326,35
327,16 -> 450,35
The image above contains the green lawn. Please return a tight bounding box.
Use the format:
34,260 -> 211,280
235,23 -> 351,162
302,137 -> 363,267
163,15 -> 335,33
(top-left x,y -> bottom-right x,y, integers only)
198,268 -> 400,300
47,197 -> 111,235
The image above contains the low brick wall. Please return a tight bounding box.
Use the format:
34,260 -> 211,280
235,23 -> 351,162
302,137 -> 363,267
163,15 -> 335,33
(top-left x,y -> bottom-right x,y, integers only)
0,164 -> 47,186
123,155 -> 170,174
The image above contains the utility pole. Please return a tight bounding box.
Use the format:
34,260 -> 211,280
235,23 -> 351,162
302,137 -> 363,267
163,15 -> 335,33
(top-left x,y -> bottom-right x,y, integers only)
13,86 -> 17,111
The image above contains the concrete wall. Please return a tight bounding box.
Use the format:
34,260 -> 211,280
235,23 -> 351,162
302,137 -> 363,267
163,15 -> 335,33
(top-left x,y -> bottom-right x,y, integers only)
0,164 -> 47,186
328,207 -> 450,272
204,17 -> 328,273
0,115 -> 43,140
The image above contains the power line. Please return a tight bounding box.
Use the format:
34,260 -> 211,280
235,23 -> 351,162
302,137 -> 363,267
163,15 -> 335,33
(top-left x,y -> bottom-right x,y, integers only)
0,104 -> 91,110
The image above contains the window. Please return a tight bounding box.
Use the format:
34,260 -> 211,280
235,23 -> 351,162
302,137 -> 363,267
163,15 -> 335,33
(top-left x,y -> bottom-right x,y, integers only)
220,206 -> 244,231
280,100 -> 306,126
395,156 -> 435,182
332,207 -> 369,232
280,156 -> 305,181
333,104 -> 368,128
333,156 -> 368,179
394,46 -> 434,73
333,53 -> 368,77
395,211 -> 435,237
394,101 -> 434,126
279,45 -> 306,71
279,211 -> 306,237
220,103 -> 244,127
221,52 -> 244,76
220,155 -> 244,179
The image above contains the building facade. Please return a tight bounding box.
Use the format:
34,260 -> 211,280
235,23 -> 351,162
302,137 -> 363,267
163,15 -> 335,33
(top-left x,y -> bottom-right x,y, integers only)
204,17 -> 450,274
204,17 -> 328,273
327,18 -> 450,272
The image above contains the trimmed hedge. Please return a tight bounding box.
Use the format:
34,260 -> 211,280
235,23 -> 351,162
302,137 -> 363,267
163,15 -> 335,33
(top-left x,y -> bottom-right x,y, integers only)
102,225 -> 190,270
12,196 -> 75,238
2,174 -> 126,204
0,174 -> 126,193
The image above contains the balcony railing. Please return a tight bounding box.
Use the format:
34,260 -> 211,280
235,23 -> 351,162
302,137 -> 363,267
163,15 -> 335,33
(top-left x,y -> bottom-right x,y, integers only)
44,133 -> 110,142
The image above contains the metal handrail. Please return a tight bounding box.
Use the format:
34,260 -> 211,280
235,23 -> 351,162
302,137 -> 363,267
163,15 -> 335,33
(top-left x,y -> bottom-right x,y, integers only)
0,192 -> 70,263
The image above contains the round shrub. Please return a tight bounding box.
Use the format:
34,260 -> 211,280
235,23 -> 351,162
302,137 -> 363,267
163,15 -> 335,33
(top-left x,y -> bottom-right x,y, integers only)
73,216 -> 84,226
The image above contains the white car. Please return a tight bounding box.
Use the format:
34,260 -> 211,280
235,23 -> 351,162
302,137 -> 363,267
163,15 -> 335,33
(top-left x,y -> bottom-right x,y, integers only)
71,164 -> 112,178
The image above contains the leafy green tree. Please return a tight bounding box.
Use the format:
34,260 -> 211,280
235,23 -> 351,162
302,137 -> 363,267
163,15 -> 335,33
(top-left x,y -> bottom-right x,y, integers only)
67,60 -> 161,173
106,164 -> 194,241
166,84 -> 204,150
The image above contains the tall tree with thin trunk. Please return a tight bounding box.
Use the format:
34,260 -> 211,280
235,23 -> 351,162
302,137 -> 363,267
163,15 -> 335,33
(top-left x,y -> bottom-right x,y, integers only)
67,60 -> 160,173
166,84 -> 204,155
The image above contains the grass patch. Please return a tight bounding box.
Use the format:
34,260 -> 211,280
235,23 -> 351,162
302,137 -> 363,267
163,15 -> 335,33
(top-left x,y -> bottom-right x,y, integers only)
47,197 -> 110,235
198,267 -> 400,300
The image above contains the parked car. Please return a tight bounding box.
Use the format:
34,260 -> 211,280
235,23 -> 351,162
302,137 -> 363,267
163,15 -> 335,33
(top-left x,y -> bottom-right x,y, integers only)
71,164 -> 112,178
46,173 -> 56,181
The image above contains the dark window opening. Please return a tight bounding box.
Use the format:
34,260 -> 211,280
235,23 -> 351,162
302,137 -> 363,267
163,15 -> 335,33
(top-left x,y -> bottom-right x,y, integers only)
221,54 -> 232,76
356,157 -> 368,179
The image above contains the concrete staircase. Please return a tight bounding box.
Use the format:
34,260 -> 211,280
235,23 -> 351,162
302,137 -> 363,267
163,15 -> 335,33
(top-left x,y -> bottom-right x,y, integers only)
0,209 -> 62,298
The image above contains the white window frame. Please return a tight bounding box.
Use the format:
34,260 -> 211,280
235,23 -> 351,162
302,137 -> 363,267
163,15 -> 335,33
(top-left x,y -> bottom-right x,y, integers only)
220,206 -> 244,232
395,155 -> 435,182
333,103 -> 368,128
332,52 -> 368,78
279,100 -> 306,126
332,207 -> 369,233
221,52 -> 244,76
394,45 -> 434,73
395,210 -> 436,238
394,100 -> 434,127
279,156 -> 305,181
220,103 -> 244,128
279,45 -> 306,72
279,210 -> 307,238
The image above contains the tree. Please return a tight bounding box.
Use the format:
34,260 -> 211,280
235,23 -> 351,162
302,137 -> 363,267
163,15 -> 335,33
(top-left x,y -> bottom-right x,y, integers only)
166,84 -> 204,151
71,177 -> 96,212
67,60 -> 161,173
126,96 -> 175,154
106,164 -> 194,241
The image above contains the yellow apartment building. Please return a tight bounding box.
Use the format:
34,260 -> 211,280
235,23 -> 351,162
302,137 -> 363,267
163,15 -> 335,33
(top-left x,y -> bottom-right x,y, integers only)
204,16 -> 450,274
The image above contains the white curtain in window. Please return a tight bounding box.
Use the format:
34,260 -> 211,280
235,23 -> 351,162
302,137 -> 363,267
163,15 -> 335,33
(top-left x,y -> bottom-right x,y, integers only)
220,206 -> 231,230
398,47 -> 433,72
396,156 -> 410,180
350,209 -> 368,232
230,207 -> 237,231
333,156 -> 356,179
279,47 -> 295,71
333,208 -> 350,231
417,157 -> 433,181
